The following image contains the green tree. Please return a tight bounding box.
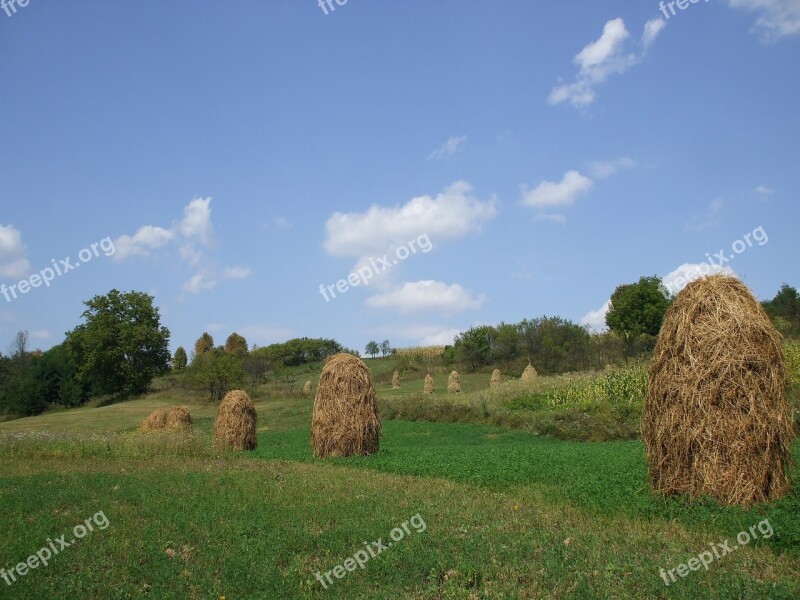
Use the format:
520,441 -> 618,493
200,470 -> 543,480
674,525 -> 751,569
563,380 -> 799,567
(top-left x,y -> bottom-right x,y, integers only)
365,341 -> 380,358
188,351 -> 246,402
66,289 -> 171,397
606,276 -> 671,338
491,322 -> 521,365
224,332 -> 249,356
519,317 -> 591,374
173,347 -> 188,371
194,332 -> 214,359
380,340 -> 391,357
454,325 -> 496,371
763,283 -> 800,336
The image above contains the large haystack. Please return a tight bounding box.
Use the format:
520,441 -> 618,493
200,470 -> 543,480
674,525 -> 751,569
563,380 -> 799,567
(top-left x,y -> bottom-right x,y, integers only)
165,405 -> 193,431
392,371 -> 400,389
490,369 -> 502,388
214,390 -> 257,451
521,363 -> 538,381
138,408 -> 168,431
424,373 -> 434,394
447,371 -> 461,394
643,275 -> 794,506
303,381 -> 313,395
310,353 -> 381,458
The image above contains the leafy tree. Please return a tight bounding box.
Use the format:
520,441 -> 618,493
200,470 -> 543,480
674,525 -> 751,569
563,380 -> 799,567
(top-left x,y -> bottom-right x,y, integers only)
365,341 -> 380,358
519,317 -> 591,374
66,289 -> 171,397
454,326 -> 496,371
173,347 -> 188,371
225,332 -> 249,356
763,284 -> 800,336
491,322 -> 521,365
252,337 -> 343,367
188,351 -> 246,402
194,332 -> 214,358
7,330 -> 28,359
606,276 -> 671,338
380,340 -> 391,357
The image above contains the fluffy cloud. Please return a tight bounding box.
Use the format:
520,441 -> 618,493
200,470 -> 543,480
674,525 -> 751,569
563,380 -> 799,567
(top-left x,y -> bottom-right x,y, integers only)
0,224 -> 30,278
114,225 -> 175,260
588,157 -> 635,179
549,18 -> 665,108
324,181 -> 496,257
580,300 -> 611,333
661,262 -> 736,295
521,171 -> 593,209
365,280 -> 485,316
727,0 -> 800,40
428,135 -> 467,159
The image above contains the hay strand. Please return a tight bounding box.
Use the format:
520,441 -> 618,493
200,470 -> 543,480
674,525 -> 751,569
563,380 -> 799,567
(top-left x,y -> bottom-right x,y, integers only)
424,373 -> 434,394
447,370 -> 461,394
521,363 -> 538,381
642,274 -> 794,506
490,369 -> 502,388
392,371 -> 400,389
310,353 -> 381,458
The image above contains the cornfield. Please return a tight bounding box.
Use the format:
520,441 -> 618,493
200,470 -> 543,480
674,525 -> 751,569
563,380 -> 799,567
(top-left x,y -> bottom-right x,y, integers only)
545,366 -> 648,408
393,346 -> 446,360
784,340 -> 800,388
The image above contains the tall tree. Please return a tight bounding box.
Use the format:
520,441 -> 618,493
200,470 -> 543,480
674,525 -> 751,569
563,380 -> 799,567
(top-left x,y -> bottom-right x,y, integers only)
66,289 -> 171,397
365,341 -> 380,358
606,276 -> 672,338
194,332 -> 215,358
225,332 -> 249,356
380,340 -> 391,357
173,347 -> 188,371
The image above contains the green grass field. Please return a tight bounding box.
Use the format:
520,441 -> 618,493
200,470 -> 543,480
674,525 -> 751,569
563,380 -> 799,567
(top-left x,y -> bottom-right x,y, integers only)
1,366 -> 798,599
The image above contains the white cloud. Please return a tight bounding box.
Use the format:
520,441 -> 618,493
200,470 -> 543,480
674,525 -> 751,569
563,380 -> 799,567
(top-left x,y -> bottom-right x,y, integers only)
324,181 -> 496,257
0,224 -> 30,278
727,0 -> 800,40
687,199 -> 724,232
182,273 -> 218,294
521,170 -> 593,210
180,197 -> 214,245
580,300 -> 611,333
588,157 -> 635,179
365,280 -> 485,316
223,266 -> 252,279
428,135 -> 468,159
755,184 -> 776,198
549,18 -> 665,108
419,328 -> 462,346
114,225 -> 175,260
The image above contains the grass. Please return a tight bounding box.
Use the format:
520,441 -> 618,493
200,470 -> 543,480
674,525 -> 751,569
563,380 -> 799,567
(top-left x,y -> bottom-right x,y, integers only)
1,364 -> 798,598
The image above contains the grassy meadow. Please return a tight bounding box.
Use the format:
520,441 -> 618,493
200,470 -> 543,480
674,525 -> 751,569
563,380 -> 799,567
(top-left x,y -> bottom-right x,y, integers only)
0,357 -> 798,599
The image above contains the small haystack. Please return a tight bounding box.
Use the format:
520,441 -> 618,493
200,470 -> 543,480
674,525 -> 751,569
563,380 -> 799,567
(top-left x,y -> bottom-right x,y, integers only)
165,405 -> 193,431
447,371 -> 461,394
490,369 -> 502,388
424,373 -> 434,394
392,371 -> 401,389
643,275 -> 794,506
138,408 -> 168,431
310,353 -> 381,458
214,390 -> 257,451
303,381 -> 313,395
521,363 -> 538,381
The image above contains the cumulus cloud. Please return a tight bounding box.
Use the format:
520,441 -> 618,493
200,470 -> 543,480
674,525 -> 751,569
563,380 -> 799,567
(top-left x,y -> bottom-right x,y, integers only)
521,171 -> 593,209
114,225 -> 175,260
580,300 -> 611,333
549,17 -> 666,108
428,135 -> 467,159
0,224 -> 30,278
588,157 -> 635,179
180,197 -> 214,245
182,273 -> 218,294
365,280 -> 485,316
661,262 -> 736,295
727,0 -> 800,40
324,181 -> 496,257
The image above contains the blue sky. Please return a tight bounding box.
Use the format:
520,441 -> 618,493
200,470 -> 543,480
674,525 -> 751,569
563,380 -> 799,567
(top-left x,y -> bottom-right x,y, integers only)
1,0 -> 798,355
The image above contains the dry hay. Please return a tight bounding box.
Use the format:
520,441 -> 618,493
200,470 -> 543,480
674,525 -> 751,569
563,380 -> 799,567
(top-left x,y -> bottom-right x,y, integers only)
165,405 -> 193,431
310,353 -> 381,458
447,370 -> 461,394
214,390 -> 257,451
303,381 -> 313,395
643,274 -> 794,506
490,369 -> 502,388
138,408 -> 168,431
521,363 -> 538,381
392,371 -> 401,389
424,373 -> 434,394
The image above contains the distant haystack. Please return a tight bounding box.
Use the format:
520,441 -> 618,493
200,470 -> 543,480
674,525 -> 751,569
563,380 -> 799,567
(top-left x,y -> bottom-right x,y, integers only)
214,390 -> 257,451
490,369 -> 502,388
138,408 -> 168,431
303,381 -> 313,395
310,353 -> 381,458
165,406 -> 193,431
447,371 -> 461,394
521,363 -> 538,381
643,274 -> 794,506
392,371 -> 400,389
424,373 -> 434,394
